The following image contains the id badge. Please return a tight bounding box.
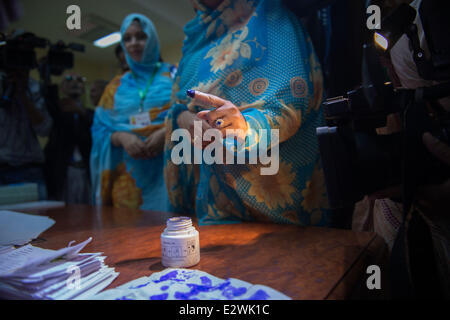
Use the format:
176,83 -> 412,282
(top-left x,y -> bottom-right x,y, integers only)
129,111 -> 151,127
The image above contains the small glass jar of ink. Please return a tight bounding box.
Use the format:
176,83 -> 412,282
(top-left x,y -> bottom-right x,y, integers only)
161,217 -> 200,268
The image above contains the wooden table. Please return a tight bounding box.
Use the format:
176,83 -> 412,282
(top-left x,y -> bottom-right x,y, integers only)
25,205 -> 388,300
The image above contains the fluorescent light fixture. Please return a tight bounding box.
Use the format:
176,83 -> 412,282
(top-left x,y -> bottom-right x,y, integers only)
374,32 -> 388,51
93,32 -> 121,48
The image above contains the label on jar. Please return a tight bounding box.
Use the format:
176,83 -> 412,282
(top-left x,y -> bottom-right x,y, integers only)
161,234 -> 200,268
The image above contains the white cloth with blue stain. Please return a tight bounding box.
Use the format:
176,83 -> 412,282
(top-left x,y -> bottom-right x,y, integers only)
91,268 -> 291,300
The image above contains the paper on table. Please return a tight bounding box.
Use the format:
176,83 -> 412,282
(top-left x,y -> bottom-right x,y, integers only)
72,269 -> 119,300
0,246 -> 14,255
0,254 -> 119,300
0,245 -> 47,277
0,210 -> 55,246
0,238 -> 92,277
92,268 -> 291,300
4,253 -> 103,285
51,266 -> 118,300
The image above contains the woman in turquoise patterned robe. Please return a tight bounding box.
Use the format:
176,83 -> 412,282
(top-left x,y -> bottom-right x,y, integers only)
164,0 -> 331,225
90,14 -> 173,211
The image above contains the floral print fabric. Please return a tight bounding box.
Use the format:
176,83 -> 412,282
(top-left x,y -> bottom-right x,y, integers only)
164,0 -> 331,225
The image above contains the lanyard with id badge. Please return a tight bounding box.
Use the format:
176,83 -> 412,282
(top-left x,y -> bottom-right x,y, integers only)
129,63 -> 161,127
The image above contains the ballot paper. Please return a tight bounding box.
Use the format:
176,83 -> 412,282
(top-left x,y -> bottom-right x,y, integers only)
0,238 -> 92,277
0,210 -> 55,246
92,268 -> 291,300
0,238 -> 119,300
0,246 -> 14,255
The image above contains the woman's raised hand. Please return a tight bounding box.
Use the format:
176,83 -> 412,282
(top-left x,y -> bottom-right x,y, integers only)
192,91 -> 248,141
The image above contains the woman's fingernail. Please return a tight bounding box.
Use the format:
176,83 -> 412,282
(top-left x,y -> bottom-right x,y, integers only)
186,89 -> 195,98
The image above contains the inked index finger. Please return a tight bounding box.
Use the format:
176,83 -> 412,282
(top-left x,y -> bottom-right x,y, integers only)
186,89 -> 227,108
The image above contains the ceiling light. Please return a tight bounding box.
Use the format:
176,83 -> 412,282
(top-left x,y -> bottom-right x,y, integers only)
93,32 -> 121,48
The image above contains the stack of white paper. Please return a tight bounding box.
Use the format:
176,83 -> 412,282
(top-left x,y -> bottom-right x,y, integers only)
0,210 -> 55,247
0,238 -> 119,300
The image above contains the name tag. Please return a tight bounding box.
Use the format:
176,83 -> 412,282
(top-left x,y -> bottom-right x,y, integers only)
129,111 -> 151,127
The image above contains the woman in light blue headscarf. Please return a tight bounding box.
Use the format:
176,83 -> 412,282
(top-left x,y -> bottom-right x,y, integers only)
164,0 -> 332,226
90,14 -> 174,211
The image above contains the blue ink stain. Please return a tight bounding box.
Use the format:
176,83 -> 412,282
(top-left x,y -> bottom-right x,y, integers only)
130,271 -> 183,290
153,270 -> 179,283
175,284 -> 213,300
200,276 -> 212,286
221,286 -> 237,299
181,270 -> 193,274
179,271 -> 196,281
129,281 -> 151,289
174,291 -> 192,300
150,293 -> 169,300
217,281 -> 231,290
161,285 -> 169,291
246,290 -> 270,300
186,283 -> 214,293
116,296 -> 134,300
234,287 -> 247,296
221,286 -> 247,299
174,280 -> 235,300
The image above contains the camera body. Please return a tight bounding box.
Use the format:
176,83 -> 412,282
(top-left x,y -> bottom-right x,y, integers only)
317,82 -> 450,210
0,33 -> 47,71
43,41 -> 85,77
0,32 -> 85,112
0,32 -> 84,76
316,0 -> 450,216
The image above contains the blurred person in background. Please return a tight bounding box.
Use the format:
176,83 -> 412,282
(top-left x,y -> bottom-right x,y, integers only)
0,31 -> 52,200
90,14 -> 174,211
90,79 -> 108,107
351,0 -> 450,298
44,73 -> 93,204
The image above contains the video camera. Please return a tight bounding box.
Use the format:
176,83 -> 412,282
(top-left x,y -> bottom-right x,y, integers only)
0,31 -> 85,112
316,1 -> 450,224
0,31 -> 84,77
39,41 -> 85,83
0,32 -> 47,70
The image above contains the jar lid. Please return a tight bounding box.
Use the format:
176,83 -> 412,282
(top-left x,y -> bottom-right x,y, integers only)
166,216 -> 192,231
